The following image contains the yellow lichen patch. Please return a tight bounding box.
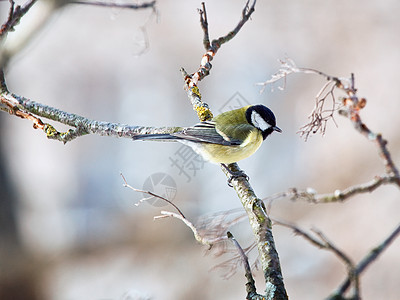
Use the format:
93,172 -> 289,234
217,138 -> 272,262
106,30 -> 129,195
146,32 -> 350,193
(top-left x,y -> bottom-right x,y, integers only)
196,105 -> 213,122
191,86 -> 201,98
44,123 -> 60,137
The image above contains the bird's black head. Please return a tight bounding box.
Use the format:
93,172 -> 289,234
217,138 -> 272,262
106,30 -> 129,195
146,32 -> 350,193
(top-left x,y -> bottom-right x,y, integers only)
245,105 -> 282,140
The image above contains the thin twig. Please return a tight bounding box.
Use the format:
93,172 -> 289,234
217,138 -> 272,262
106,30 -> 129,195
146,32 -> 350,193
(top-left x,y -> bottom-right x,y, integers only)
264,174 -> 397,205
191,0 -> 257,84
0,0 -> 38,37
0,0 -> 57,68
155,211 -> 226,248
182,1 -> 257,122
257,58 -> 346,140
198,2 -> 210,50
227,232 -> 260,299
312,229 -> 354,269
120,173 -> 185,218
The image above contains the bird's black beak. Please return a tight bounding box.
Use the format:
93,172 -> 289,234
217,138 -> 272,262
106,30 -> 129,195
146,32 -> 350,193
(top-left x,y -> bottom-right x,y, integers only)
273,126 -> 282,133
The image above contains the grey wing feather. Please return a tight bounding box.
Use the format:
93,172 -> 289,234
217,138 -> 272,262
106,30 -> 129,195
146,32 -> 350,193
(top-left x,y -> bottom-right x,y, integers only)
132,133 -> 178,141
132,121 -> 242,145
173,121 -> 242,145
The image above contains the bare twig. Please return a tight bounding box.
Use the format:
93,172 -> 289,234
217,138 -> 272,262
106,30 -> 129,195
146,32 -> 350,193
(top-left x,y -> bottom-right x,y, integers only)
258,58 -> 346,140
191,0 -> 257,85
198,2 -> 210,50
120,173 -> 185,218
337,75 -> 400,187
0,0 -> 58,68
274,220 -> 353,266
227,232 -> 263,300
0,0 -> 38,38
264,173 -> 397,205
260,59 -> 400,188
155,211 -> 226,248
182,0 -> 257,122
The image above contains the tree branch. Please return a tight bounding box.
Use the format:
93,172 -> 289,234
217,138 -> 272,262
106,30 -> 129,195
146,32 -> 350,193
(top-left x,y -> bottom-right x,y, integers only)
0,91 -> 182,143
179,3 -> 288,299
222,165 -> 288,300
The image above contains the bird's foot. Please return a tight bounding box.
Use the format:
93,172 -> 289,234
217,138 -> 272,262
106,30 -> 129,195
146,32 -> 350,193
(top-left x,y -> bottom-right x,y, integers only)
221,163 -> 249,187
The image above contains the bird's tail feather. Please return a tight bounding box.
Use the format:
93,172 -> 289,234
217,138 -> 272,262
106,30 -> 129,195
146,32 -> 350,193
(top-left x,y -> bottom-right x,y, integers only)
132,133 -> 182,142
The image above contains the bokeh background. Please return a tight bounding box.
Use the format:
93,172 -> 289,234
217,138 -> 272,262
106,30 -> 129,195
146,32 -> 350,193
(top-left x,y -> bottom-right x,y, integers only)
1,0 -> 400,299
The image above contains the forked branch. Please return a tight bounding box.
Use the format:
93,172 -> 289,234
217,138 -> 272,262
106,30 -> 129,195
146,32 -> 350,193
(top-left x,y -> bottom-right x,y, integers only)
180,3 -> 288,299
275,221 -> 400,299
182,0 -> 257,122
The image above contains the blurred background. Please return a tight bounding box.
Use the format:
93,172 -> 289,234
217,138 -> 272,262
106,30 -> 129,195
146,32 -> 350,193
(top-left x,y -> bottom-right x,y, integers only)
1,0 -> 400,299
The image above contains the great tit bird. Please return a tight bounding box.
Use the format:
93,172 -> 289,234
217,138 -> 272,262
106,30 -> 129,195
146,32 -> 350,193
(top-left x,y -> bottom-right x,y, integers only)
132,104 -> 281,165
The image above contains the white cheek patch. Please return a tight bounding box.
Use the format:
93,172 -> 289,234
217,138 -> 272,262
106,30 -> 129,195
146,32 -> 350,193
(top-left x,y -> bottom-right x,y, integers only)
251,110 -> 270,131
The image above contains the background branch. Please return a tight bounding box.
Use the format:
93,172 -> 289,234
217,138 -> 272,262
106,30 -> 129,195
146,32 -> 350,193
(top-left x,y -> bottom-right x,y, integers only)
69,0 -> 156,9
275,221 -> 400,300
261,58 -> 400,186
330,223 -> 400,299
263,61 -> 400,299
264,173 -> 397,204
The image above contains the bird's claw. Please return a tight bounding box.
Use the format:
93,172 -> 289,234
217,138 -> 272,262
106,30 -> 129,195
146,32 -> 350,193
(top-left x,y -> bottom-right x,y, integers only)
227,170 -> 249,187
221,163 -> 249,187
